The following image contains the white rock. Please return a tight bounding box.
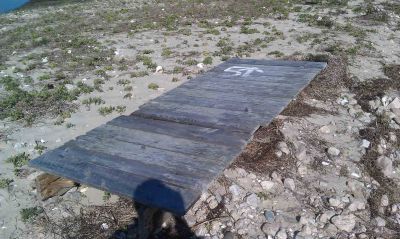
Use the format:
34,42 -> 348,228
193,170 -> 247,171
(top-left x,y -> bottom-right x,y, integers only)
42,57 -> 48,63
376,156 -> 393,178
207,196 -> 219,209
277,142 -> 290,155
319,125 -> 331,134
319,211 -> 336,223
295,146 -> 307,161
229,184 -> 243,201
101,223 -> 109,230
276,229 -> 287,239
197,63 -> 204,69
348,200 -> 365,212
155,66 -> 163,73
382,96 -> 389,107
283,178 -> 295,190
374,217 -> 386,227
388,97 -> 400,109
261,181 -> 275,191
381,194 -> 389,207
275,150 -> 283,158
361,139 -> 370,148
329,198 -> 342,208
327,147 -> 340,156
246,193 -> 260,207
331,214 -> 356,233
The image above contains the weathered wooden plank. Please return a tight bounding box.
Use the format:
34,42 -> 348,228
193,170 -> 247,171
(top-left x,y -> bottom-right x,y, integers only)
30,150 -> 198,215
37,144 -> 209,189
210,63 -> 324,76
109,116 -> 250,147
134,102 -> 274,132
72,136 -> 225,175
176,81 -> 307,99
153,87 -> 292,104
223,58 -> 327,68
153,93 -> 287,114
87,124 -> 236,160
182,74 -> 314,88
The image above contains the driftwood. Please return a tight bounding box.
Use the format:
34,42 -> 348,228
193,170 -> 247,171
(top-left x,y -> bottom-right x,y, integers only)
36,173 -> 76,200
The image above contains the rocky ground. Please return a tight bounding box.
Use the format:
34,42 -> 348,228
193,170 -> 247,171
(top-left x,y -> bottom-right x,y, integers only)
1,0 -> 400,238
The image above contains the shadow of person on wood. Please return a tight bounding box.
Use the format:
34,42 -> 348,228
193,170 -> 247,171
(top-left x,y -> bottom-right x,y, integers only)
112,179 -> 198,239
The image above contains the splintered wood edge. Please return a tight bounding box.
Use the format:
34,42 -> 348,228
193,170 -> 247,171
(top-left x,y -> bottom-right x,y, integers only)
36,173 -> 77,201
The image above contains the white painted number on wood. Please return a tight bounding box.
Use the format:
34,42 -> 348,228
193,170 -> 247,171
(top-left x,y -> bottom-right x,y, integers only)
224,66 -> 264,77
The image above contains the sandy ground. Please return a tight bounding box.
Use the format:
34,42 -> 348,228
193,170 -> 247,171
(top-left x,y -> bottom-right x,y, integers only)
1,0 -> 400,238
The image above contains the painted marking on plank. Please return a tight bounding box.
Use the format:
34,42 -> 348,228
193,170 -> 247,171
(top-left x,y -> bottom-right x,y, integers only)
224,66 -> 264,77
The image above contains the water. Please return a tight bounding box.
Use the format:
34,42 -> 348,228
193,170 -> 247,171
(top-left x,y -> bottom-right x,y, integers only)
0,0 -> 30,13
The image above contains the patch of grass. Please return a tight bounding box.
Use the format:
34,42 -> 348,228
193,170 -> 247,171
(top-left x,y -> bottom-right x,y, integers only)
161,48 -> 173,58
98,106 -> 115,116
117,79 -> 131,86
298,14 -> 335,28
203,56 -> 213,65
0,178 -> 13,189
123,93 -> 133,99
103,192 -> 111,201
34,141 -> 47,155
6,152 -> 30,168
124,86 -> 133,92
0,76 -> 77,124
142,49 -> 154,54
20,207 -> 43,223
66,122 -> 75,128
136,55 -> 157,69
183,59 -> 198,66
130,71 -> 149,78
148,83 -> 159,90
205,28 -> 220,35
172,66 -> 184,74
116,105 -> 126,114
82,97 -> 105,109
240,26 -> 260,34
268,51 -> 285,57
93,78 -> 105,91
76,81 -> 94,94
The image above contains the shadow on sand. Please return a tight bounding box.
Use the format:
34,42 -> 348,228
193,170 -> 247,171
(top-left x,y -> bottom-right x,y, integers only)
112,179 -> 198,239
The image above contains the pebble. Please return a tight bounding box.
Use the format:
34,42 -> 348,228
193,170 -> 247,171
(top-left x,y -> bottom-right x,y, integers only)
381,195 -> 389,207
348,200 -> 365,212
361,139 -> 370,148
374,217 -> 386,227
229,185 -> 243,201
331,214 -> 356,233
276,229 -> 287,239
329,198 -> 342,208
388,97 -> 400,109
207,196 -> 219,209
277,142 -> 290,155
101,223 -> 109,230
246,193 -> 260,207
327,147 -> 340,156
283,178 -> 295,191
319,125 -> 331,134
264,210 -> 275,223
155,66 -> 163,73
197,63 -> 204,69
319,211 -> 336,224
261,181 -> 275,191
376,156 -> 393,178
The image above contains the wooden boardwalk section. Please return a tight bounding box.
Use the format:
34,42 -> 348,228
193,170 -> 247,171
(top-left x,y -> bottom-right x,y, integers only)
30,59 -> 326,215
